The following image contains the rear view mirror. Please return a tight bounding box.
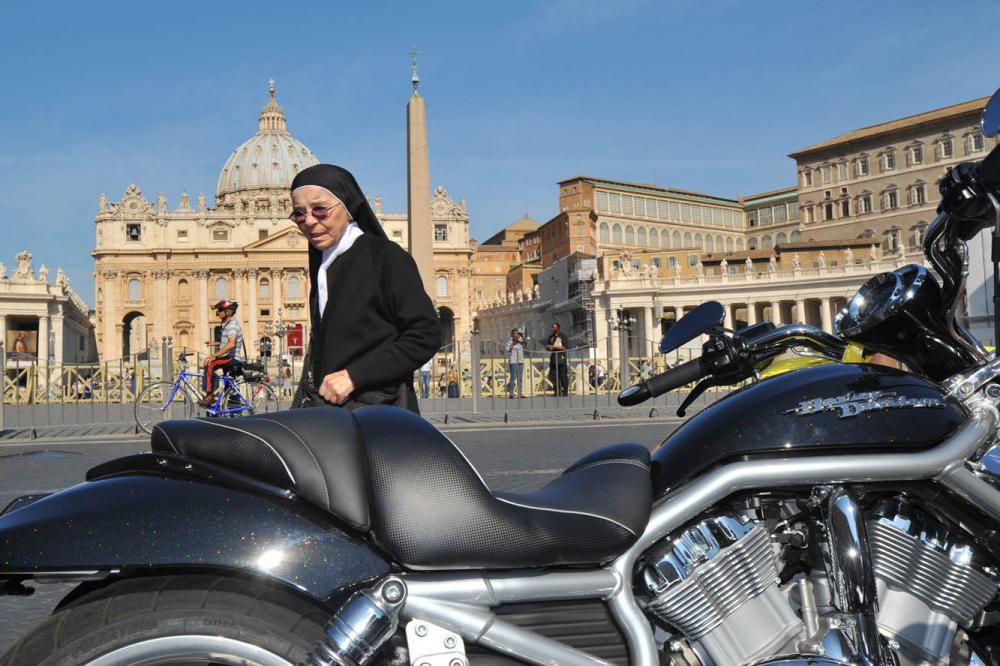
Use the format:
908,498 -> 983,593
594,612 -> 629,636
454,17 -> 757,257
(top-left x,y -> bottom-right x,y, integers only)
659,301 -> 725,354
982,87 -> 1000,138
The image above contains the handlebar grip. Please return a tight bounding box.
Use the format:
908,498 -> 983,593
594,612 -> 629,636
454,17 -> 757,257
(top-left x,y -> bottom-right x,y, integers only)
646,358 -> 705,397
981,142 -> 1000,190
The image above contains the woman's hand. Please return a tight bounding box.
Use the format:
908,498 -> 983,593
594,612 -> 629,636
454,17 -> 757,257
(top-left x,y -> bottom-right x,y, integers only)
319,370 -> 355,405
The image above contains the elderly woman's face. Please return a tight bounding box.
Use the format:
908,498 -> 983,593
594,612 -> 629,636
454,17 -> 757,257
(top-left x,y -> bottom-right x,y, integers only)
291,185 -> 351,251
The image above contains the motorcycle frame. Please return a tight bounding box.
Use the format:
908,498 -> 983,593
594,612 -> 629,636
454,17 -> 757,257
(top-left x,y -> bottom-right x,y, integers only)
394,402 -> 1000,666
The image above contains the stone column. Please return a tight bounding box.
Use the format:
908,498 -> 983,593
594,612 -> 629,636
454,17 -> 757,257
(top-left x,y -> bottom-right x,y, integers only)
152,270 -> 170,341
795,299 -> 806,325
232,269 -> 247,331
37,315 -> 50,367
674,305 -> 684,324
770,301 -> 782,325
820,297 -> 833,333
609,314 -> 621,368
101,271 -> 119,360
0,314 -> 6,363
52,314 -> 64,365
270,269 -> 282,318
746,302 -> 757,325
195,270 -> 209,352
642,306 -> 655,358
247,269 -> 259,347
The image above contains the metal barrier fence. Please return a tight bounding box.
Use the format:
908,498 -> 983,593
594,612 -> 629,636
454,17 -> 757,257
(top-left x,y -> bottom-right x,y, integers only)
0,335 -> 732,437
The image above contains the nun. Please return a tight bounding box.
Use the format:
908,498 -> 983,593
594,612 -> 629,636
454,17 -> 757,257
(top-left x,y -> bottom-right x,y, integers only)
289,164 -> 440,413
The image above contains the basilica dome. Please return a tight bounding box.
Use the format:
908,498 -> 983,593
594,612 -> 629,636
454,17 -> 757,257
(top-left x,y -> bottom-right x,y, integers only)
215,85 -> 319,199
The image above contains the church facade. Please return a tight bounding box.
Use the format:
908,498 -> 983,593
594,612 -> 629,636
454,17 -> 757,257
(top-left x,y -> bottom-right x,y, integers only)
92,85 -> 478,362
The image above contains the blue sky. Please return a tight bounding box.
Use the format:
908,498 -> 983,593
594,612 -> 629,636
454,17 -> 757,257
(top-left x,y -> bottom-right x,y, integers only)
3,0 -> 1000,302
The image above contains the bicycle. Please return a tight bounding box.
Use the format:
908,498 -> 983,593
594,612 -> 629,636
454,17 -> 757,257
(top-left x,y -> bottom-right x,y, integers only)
133,352 -> 280,434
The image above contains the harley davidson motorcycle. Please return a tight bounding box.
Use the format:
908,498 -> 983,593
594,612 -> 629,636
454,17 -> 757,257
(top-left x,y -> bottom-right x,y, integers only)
6,99 -> 1000,666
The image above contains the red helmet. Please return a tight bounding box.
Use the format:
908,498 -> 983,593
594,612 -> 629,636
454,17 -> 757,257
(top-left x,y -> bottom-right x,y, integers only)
213,299 -> 238,313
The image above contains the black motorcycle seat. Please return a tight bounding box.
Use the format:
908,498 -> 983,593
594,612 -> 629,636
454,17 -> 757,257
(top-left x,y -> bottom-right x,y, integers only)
151,407 -> 371,530
151,406 -> 653,569
353,406 -> 652,569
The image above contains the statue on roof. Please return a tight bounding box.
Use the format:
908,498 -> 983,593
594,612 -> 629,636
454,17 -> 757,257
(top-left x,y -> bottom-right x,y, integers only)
13,251 -> 32,280
792,253 -> 801,269
845,246 -> 854,265
817,251 -> 826,269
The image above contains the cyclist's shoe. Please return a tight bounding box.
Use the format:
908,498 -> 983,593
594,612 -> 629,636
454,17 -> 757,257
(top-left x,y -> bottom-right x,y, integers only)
197,394 -> 216,408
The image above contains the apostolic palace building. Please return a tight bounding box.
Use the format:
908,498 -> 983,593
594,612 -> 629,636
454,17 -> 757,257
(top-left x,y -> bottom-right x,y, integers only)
85,73 -> 999,368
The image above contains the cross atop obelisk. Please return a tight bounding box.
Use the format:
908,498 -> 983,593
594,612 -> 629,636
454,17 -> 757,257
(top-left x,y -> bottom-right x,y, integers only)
409,47 -> 420,94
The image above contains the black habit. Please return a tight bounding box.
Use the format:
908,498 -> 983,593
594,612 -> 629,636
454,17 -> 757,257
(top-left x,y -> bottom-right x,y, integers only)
293,164 -> 440,412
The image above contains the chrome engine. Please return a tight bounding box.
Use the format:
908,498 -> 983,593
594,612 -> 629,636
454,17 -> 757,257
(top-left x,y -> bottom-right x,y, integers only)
869,500 -> 997,666
639,514 -> 800,665
639,503 -> 998,666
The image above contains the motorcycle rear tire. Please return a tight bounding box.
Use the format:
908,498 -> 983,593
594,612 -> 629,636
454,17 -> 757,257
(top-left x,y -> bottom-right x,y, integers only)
0,574 -> 331,666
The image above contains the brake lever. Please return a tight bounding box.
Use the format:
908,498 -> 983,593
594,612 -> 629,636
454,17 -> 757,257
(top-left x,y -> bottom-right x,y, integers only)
677,376 -> 721,417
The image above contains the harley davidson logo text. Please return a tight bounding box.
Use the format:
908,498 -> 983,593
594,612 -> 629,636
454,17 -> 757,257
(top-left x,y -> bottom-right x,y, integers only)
784,391 -> 946,419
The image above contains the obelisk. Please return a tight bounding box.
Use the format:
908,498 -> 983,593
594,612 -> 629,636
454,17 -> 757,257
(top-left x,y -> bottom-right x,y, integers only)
407,49 -> 435,299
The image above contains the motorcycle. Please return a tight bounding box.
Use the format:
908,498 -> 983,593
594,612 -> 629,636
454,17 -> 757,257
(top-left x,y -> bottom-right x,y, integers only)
5,95 -> 1000,666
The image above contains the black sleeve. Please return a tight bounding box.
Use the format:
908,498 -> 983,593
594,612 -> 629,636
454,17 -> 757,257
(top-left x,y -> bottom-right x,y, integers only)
345,243 -> 441,388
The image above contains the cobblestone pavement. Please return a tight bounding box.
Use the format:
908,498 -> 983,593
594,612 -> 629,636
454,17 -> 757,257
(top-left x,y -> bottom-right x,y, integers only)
0,420 -> 679,651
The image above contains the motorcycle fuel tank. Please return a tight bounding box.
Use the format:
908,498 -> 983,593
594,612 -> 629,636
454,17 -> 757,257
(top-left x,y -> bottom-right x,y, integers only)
651,363 -> 966,495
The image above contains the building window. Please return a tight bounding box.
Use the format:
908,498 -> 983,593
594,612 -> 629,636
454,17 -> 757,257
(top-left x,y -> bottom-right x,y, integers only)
177,279 -> 190,301
612,224 -> 622,244
126,224 -> 141,242
258,229 -> 268,241
858,194 -> 873,214
773,204 -> 787,223
748,237 -> 758,250
840,199 -> 850,217
652,257 -> 661,269
683,232 -> 692,247
909,183 -> 926,205
625,226 -> 635,245
881,151 -> 896,171
883,189 -> 898,210
668,256 -> 677,268
802,170 -> 813,187
687,255 -> 698,267
790,230 -> 801,242
637,227 -> 647,246
288,276 -> 301,298
966,132 -> 984,154
434,224 -> 448,241
803,206 -> 813,224
854,156 -> 869,177
788,201 -> 800,220
747,210 -> 758,227
705,236 -> 714,252
596,191 -> 609,212
649,228 -> 659,247
436,275 -> 448,298
837,162 -> 849,180
760,207 -> 773,225
599,222 -> 609,242
821,165 -> 832,184
672,230 -> 681,248
936,137 -> 954,160
392,230 -> 402,240
177,229 -> 188,241
824,202 -> 834,220
127,278 -> 141,301
213,228 -> 229,241
907,144 -> 924,165
695,233 -> 703,249
214,277 -> 228,299
259,278 -> 270,299
762,235 -> 772,249
776,232 -> 787,245
726,238 -> 734,253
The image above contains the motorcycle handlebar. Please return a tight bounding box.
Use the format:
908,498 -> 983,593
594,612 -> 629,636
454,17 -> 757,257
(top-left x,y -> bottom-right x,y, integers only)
618,357 -> 705,406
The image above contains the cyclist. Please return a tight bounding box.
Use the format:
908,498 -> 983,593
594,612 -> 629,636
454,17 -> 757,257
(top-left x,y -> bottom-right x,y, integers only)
198,299 -> 244,407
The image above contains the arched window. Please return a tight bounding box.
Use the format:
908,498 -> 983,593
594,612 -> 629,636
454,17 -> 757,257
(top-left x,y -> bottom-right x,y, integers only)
705,236 -> 714,253
776,232 -> 787,245
737,238 -> 745,251
437,275 -> 449,298
790,230 -> 801,242
177,279 -> 190,301
625,226 -> 635,245
748,237 -> 758,250
127,279 -> 141,301
637,227 -> 647,246
214,277 -> 228,300
695,233 -> 703,249
683,232 -> 692,247
599,222 -> 609,242
726,238 -> 734,253
612,224 -> 622,244
672,230 -> 681,248
288,276 -> 301,298
259,278 -> 270,299
762,235 -> 772,249
649,229 -> 659,248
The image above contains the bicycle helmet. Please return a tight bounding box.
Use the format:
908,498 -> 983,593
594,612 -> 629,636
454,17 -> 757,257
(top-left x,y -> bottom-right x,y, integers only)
213,299 -> 238,314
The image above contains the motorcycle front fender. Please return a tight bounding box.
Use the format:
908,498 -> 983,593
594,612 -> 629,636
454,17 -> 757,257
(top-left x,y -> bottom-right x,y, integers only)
0,455 -> 390,603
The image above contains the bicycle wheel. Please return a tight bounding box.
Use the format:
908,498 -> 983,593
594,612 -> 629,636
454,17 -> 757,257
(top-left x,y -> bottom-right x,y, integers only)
133,381 -> 194,434
220,380 -> 280,417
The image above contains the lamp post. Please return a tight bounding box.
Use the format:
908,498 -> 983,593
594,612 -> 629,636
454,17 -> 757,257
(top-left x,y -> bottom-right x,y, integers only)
610,307 -> 636,390
264,308 -> 290,373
